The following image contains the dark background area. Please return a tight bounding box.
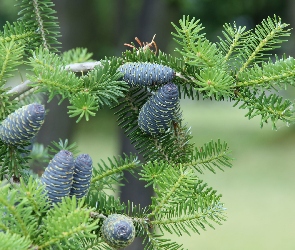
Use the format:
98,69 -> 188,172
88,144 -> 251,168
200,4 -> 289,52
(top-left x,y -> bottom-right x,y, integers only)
1,0 -> 295,249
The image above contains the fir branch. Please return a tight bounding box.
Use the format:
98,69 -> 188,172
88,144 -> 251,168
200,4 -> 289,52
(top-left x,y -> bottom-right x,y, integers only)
87,192 -> 125,215
143,233 -> 186,250
7,61 -> 103,101
90,154 -> 140,192
0,88 -> 18,121
16,0 -> 61,52
151,180 -> 226,236
184,140 -> 233,174
27,47 -> 83,102
48,138 -> 79,158
0,40 -> 24,85
65,61 -> 103,72
0,21 -> 35,45
140,160 -> 168,187
236,56 -> 295,89
62,47 -> 94,64
171,15 -> 224,68
234,89 -> 295,129
0,144 -> 30,180
81,58 -> 128,108
152,200 -> 226,236
193,66 -> 234,99
37,197 -> 98,249
67,92 -> 98,122
126,203 -> 150,238
0,183 -> 38,237
18,177 -> 49,219
0,231 -> 32,250
148,166 -> 197,220
7,80 -> 33,101
237,15 -> 291,74
76,238 -> 113,250
217,22 -> 248,62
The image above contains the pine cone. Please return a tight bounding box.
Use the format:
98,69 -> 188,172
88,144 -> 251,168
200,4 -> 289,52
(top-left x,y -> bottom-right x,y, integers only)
40,150 -> 74,204
101,214 -> 136,249
118,62 -> 175,87
138,83 -> 179,135
69,153 -> 93,198
0,103 -> 45,146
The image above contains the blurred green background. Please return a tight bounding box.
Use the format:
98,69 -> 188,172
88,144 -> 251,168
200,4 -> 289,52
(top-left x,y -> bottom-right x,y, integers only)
1,0 -> 295,249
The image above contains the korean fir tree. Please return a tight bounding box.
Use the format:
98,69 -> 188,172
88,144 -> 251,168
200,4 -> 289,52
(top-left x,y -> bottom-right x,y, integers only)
0,0 -> 294,249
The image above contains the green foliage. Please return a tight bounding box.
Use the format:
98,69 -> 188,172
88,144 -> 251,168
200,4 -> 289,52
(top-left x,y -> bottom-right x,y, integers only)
15,0 -> 61,52
80,58 -> 128,107
47,138 -> 80,158
0,142 -> 30,179
27,47 -> 83,102
37,196 -> 98,249
90,154 -> 140,193
0,89 -> 18,121
187,140 -> 233,174
236,15 -> 291,73
234,89 -> 295,129
237,56 -> 295,89
0,231 -> 32,250
62,47 -> 94,64
0,40 -> 24,85
0,1 -> 295,249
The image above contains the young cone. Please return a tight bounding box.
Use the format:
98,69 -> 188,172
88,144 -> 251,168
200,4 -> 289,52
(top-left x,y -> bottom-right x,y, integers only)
40,150 -> 74,204
138,83 -> 179,135
101,214 -> 136,249
0,103 -> 45,146
118,62 -> 175,87
69,153 -> 93,198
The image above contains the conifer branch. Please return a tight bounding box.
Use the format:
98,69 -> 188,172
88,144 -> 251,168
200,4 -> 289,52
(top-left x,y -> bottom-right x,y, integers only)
16,0 -> 61,52
36,197 -> 98,249
237,15 -> 291,75
143,232 -> 186,250
0,185 -> 30,236
7,81 -> 37,101
217,22 -> 248,62
0,231 -> 32,250
236,56 -> 295,89
62,47 -> 94,64
234,89 -> 294,129
91,162 -> 138,184
148,173 -> 186,219
32,0 -> 48,50
7,61 -> 103,100
184,140 -> 233,174
0,21 -> 35,45
90,155 -> 140,190
171,16 -> 224,68
148,166 -> 197,219
0,41 -> 24,85
2,4 -> 295,248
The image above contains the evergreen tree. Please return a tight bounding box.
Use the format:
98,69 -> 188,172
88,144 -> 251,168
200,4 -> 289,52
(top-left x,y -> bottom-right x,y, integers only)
0,1 -> 294,249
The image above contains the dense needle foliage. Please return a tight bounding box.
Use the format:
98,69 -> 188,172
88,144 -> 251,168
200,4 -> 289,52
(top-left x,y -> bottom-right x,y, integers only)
0,1 -> 294,249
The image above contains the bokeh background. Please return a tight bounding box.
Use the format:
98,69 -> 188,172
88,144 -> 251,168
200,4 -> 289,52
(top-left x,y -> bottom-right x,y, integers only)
1,0 -> 295,249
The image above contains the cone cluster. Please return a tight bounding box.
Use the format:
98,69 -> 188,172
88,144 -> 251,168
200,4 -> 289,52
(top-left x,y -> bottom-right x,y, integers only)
40,151 -> 93,204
